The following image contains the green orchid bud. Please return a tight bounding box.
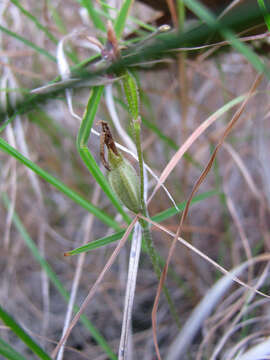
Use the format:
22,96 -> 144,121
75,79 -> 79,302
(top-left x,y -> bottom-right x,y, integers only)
99,121 -> 141,213
107,149 -> 141,213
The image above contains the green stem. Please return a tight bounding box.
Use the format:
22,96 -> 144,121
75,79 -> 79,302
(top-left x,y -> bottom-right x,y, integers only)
139,218 -> 180,328
133,118 -> 145,211
133,117 -> 180,327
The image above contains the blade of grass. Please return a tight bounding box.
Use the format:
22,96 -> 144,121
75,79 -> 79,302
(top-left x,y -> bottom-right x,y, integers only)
0,338 -> 27,360
47,2 -> 67,35
257,0 -> 270,31
77,87 -> 130,223
10,0 -> 58,44
148,92 -> 256,204
0,25 -> 56,62
183,0 -> 267,74
0,137 -> 118,229
9,0 -> 78,63
95,4 -> 156,32
142,116 -> 202,169
114,0 -> 134,39
77,0 -> 106,32
0,305 -> 52,360
65,189 -> 219,256
52,216 -> 138,358
1,194 -> 117,360
152,189 -> 219,223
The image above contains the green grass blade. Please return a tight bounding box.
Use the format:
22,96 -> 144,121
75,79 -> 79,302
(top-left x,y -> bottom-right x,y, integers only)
0,305 -> 52,360
114,0 -> 134,39
152,190 -> 219,223
65,190 -> 219,256
257,0 -> 270,31
0,25 -> 56,62
10,0 -> 58,44
142,116 -> 202,169
9,0 -> 77,62
0,137 -> 118,229
183,0 -> 267,74
65,230 -> 126,255
0,338 -> 27,360
77,87 -> 131,223
78,0 -> 106,32
48,3 -> 67,34
2,194 -> 117,360
95,3 -> 156,32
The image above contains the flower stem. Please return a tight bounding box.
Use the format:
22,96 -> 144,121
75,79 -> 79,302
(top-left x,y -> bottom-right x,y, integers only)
133,117 -> 180,328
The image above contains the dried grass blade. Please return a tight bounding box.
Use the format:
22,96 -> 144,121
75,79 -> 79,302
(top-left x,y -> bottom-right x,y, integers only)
138,214 -> 270,298
51,216 -> 139,359
151,73 -> 263,360
118,222 -> 142,360
147,93 -> 254,205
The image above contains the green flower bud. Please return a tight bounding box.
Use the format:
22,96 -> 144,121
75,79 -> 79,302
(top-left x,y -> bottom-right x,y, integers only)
99,121 -> 141,213
107,149 -> 141,213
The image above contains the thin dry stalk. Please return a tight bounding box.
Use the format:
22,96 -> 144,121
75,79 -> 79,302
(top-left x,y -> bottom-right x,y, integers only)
210,263 -> 270,359
138,214 -> 270,299
150,73 -> 263,360
223,142 -> 263,201
196,296 -> 244,360
147,88 -> 257,205
56,185 -> 101,360
51,216 -> 139,359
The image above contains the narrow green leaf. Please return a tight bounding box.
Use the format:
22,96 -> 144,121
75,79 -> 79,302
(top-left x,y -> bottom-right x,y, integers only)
2,194 -> 117,360
0,305 -> 52,360
0,137 -> 118,229
183,0 -> 267,74
114,0 -> 134,39
48,3 -> 67,34
257,0 -> 270,31
152,190 -> 219,223
77,87 -> 131,223
10,0 -> 58,43
65,230 -> 126,256
78,0 -> 106,32
0,25 -> 56,62
0,338 -> 27,360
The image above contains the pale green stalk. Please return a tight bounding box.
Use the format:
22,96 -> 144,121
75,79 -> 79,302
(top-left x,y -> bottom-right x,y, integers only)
124,72 -> 180,326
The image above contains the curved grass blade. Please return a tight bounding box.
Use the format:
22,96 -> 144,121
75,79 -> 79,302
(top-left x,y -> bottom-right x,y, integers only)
257,0 -> 270,31
10,0 -> 58,44
183,0 -> 267,74
0,25 -> 56,62
152,189 -> 219,223
0,305 -> 52,360
0,338 -> 27,360
78,0 -> 106,32
2,194 -> 117,360
77,87 -> 131,223
65,230 -> 126,256
114,0 -> 134,39
0,137 -> 118,229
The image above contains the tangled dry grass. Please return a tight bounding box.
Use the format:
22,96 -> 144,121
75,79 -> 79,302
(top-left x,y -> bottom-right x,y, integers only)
1,1 -> 270,359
